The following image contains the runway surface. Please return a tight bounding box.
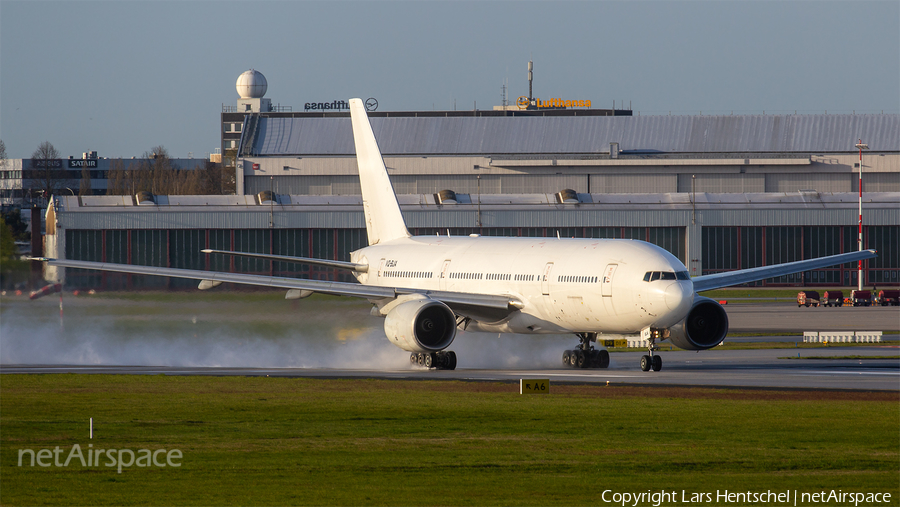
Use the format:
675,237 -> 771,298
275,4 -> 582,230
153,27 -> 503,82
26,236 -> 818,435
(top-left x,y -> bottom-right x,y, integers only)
5,347 -> 898,391
2,296 -> 898,391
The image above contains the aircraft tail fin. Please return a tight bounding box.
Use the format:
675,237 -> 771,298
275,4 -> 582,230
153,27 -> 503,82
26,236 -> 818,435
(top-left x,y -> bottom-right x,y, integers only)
349,98 -> 410,245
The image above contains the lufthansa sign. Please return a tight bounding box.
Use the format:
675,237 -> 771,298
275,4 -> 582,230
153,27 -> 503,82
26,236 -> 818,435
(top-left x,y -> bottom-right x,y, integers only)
304,100 -> 349,111
517,96 -> 591,109
68,160 -> 98,168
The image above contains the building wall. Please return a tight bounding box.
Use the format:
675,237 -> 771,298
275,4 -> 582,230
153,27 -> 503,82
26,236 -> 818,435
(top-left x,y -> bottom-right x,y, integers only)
47,188 -> 900,290
54,223 -> 898,290
240,151 -> 900,196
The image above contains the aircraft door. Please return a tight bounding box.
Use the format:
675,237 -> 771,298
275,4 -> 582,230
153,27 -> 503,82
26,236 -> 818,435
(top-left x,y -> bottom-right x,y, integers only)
439,260 -> 451,290
541,262 -> 554,295
601,264 -> 617,297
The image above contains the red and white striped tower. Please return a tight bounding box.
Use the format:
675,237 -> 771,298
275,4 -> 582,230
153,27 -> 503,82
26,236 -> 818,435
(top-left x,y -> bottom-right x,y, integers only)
855,139 -> 868,291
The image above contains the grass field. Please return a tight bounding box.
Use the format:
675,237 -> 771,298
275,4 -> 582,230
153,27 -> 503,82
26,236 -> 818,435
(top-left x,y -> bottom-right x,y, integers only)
2,375 -> 898,506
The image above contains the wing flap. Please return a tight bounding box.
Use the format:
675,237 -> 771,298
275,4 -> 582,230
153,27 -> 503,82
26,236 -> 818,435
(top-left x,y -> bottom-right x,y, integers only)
692,249 -> 877,292
201,249 -> 368,272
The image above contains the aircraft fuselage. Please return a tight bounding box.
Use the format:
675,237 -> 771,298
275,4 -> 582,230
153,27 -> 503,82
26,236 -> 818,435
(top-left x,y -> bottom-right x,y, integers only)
352,235 -> 694,335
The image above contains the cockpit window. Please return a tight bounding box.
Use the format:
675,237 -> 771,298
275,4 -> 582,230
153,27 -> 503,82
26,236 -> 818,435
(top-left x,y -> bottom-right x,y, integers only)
644,270 -> 691,282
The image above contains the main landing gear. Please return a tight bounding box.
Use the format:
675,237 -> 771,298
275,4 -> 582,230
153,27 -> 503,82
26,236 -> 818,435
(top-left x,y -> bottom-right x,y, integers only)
562,332 -> 610,369
411,351 -> 457,370
640,330 -> 662,372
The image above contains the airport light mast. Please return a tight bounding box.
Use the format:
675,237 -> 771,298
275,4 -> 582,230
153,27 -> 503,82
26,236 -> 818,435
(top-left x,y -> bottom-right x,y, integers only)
856,139 -> 868,291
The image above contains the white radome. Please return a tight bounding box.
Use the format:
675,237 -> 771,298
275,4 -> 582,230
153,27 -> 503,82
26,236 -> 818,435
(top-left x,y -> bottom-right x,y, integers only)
236,69 -> 267,99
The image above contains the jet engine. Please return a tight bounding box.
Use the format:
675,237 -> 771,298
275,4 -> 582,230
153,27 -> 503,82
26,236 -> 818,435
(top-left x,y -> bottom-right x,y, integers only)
666,297 -> 729,350
383,298 -> 457,353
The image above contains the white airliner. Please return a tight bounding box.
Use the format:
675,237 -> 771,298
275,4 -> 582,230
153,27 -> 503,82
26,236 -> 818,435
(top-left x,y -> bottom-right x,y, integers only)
36,98 -> 877,371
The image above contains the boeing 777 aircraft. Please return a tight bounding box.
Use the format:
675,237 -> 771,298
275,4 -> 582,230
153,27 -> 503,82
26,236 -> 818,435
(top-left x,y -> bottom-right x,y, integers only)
35,98 -> 877,371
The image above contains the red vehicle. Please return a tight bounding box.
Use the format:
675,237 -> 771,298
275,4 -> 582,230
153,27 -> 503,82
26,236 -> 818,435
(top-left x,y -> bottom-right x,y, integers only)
822,290 -> 843,307
877,290 -> 900,306
797,291 -> 820,307
851,290 -> 872,307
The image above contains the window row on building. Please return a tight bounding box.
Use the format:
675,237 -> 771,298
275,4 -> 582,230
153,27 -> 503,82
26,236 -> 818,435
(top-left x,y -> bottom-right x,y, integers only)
61,225 -> 896,290
701,225 -> 899,285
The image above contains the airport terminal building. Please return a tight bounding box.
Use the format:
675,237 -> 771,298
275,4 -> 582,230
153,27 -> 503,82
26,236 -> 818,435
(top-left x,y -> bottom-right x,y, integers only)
42,71 -> 900,289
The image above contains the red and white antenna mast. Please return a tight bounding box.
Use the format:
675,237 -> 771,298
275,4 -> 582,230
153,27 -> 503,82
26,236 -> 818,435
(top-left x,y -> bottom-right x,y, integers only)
855,139 -> 868,291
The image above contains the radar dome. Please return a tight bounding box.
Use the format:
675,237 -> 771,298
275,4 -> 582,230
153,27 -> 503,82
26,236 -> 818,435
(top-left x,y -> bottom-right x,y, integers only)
236,69 -> 267,99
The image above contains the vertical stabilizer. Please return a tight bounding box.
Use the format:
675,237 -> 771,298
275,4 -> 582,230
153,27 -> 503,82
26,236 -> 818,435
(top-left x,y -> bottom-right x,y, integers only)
349,98 -> 411,245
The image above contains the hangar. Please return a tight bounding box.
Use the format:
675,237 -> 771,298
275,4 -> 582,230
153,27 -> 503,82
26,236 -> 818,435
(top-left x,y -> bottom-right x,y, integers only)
41,71 -> 900,290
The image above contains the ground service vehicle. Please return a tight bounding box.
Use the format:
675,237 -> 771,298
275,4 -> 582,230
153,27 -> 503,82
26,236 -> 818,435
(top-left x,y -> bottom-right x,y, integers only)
822,290 -> 843,307
851,290 -> 872,306
876,290 -> 899,306
797,291 -> 821,307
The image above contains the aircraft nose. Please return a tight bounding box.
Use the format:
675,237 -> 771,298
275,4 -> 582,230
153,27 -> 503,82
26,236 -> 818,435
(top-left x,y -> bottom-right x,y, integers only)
664,281 -> 693,311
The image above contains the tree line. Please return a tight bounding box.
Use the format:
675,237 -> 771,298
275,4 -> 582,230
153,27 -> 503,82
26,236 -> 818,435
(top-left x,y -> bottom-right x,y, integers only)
105,146 -> 234,196
19,141 -> 234,201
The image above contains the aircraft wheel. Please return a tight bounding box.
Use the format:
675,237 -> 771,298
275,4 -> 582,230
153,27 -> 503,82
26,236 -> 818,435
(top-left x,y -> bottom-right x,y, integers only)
410,353 -> 418,365
445,351 -> 457,370
562,350 -> 572,367
598,349 -> 610,369
652,355 -> 662,372
575,351 -> 587,368
424,353 -> 434,368
640,355 -> 651,372
417,353 -> 426,366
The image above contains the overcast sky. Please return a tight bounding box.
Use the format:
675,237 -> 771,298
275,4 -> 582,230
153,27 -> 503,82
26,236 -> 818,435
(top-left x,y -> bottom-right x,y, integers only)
1,0 -> 897,159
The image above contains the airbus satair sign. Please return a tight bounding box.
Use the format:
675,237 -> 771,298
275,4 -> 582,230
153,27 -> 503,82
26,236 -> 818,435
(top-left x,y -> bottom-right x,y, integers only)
68,160 -> 98,168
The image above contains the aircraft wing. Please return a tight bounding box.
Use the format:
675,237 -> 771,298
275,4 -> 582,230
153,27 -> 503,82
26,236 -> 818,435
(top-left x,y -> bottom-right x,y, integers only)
33,258 -> 521,317
201,249 -> 368,272
691,249 -> 877,292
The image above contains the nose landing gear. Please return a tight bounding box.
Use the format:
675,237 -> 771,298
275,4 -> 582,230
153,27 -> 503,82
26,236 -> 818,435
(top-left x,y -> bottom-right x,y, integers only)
562,332 -> 610,369
640,329 -> 663,372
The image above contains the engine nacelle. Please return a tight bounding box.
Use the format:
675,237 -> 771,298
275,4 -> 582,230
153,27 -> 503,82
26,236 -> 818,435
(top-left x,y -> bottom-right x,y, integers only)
383,298 -> 457,353
666,297 -> 729,351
